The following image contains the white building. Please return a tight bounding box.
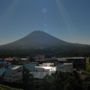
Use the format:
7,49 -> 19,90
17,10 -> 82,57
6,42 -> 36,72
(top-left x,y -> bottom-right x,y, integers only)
25,63 -> 56,79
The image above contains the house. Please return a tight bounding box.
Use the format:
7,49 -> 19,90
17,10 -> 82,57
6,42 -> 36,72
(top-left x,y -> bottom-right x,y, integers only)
3,65 -> 23,83
67,57 -> 86,70
4,57 -> 14,62
0,68 -> 6,80
56,62 -> 73,72
24,62 -> 56,79
34,55 -> 45,62
0,60 -> 9,68
20,57 -> 30,64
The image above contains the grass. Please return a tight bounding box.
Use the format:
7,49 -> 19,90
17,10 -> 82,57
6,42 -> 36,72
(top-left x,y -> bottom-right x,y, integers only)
0,84 -> 23,90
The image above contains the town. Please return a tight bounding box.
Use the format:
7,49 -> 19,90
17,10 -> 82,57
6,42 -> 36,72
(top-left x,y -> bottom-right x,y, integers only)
0,55 -> 90,83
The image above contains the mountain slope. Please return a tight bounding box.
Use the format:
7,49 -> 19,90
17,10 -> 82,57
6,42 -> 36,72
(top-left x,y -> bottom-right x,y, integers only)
0,31 -> 70,49
0,30 -> 90,56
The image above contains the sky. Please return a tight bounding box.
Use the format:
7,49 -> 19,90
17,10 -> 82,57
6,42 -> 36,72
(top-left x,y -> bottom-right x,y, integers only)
0,0 -> 90,45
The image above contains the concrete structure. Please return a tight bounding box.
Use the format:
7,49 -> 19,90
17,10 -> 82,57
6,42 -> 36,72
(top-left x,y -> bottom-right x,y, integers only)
24,62 -> 56,79
67,57 -> 86,70
56,63 -> 73,72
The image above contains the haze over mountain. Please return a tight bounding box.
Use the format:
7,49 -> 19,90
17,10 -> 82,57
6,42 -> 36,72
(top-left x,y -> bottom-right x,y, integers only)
0,31 -> 90,56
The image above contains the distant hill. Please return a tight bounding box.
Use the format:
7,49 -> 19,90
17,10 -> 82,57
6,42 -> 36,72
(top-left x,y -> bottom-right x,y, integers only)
0,30 -> 90,56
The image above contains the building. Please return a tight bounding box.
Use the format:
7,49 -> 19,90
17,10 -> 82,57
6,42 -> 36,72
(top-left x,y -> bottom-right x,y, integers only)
4,57 -> 14,62
0,59 -> 10,68
34,55 -> 45,62
4,65 -> 23,83
56,62 -> 73,72
24,62 -> 56,79
20,57 -> 30,64
67,57 -> 86,70
0,68 -> 6,80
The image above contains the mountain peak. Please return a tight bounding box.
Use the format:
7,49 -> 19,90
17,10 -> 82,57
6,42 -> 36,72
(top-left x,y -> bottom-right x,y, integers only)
1,30 -> 90,56
31,30 -> 45,33
0,30 -> 69,49
29,30 -> 48,35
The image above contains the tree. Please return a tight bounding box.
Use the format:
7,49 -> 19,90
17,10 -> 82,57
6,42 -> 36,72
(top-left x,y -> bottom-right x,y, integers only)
23,66 -> 34,90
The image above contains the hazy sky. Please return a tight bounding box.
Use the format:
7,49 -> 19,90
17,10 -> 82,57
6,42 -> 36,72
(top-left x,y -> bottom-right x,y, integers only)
0,0 -> 90,45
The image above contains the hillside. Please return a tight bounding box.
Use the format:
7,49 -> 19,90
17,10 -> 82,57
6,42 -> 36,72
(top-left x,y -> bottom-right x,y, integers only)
0,31 -> 90,56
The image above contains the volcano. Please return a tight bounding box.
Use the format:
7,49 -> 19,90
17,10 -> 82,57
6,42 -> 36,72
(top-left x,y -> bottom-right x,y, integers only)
0,31 -> 90,56
0,31 -> 70,49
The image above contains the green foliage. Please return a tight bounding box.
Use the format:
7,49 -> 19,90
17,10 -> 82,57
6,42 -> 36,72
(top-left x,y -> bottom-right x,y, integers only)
86,64 -> 90,72
0,84 -> 23,90
23,69 -> 84,90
